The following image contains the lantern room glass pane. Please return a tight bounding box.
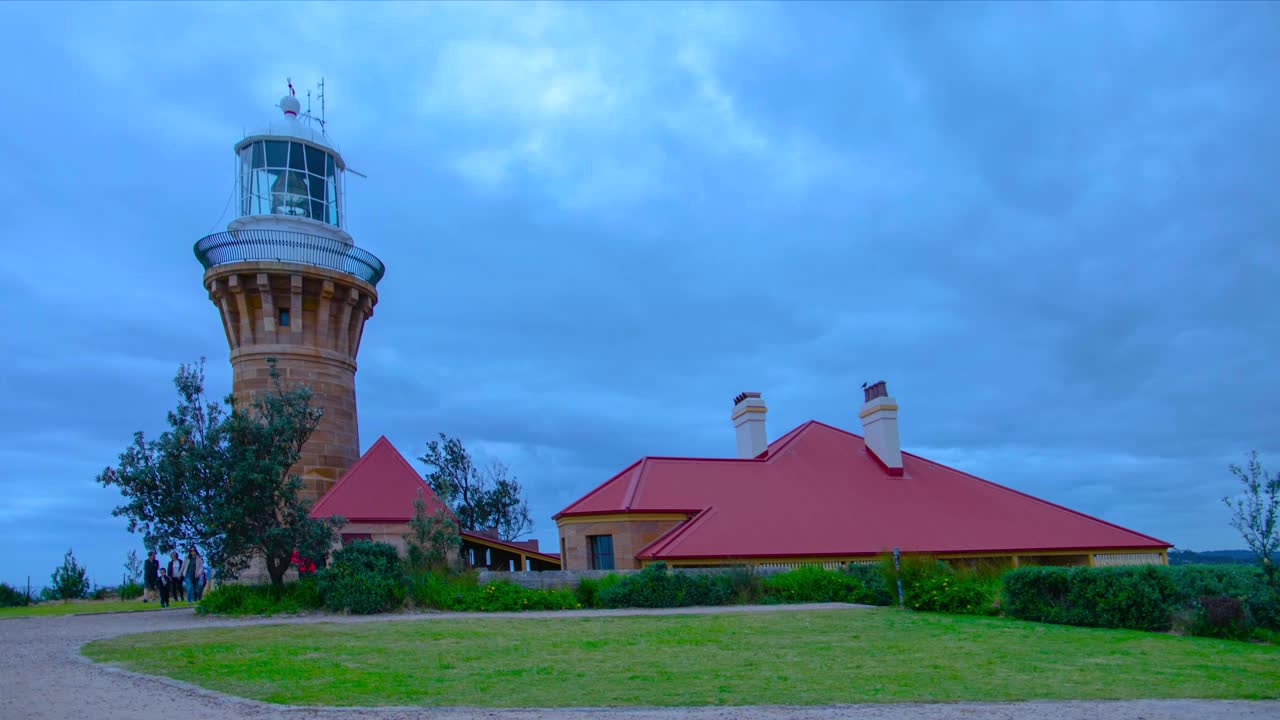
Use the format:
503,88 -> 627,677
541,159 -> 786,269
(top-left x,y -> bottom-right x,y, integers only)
288,142 -> 306,171
264,140 -> 287,168
251,141 -> 265,169
305,146 -> 325,176
308,173 -> 325,202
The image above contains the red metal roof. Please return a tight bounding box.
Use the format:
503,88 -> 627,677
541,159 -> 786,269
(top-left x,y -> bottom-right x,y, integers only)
556,421 -> 1169,560
310,436 -> 452,523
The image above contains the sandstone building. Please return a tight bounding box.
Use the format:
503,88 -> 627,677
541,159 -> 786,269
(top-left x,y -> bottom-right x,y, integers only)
555,382 -> 1170,571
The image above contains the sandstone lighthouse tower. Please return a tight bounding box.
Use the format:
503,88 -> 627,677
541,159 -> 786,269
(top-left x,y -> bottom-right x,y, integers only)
194,86 -> 383,503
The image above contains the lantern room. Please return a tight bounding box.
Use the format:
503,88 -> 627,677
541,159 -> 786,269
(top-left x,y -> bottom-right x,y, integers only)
233,93 -> 346,232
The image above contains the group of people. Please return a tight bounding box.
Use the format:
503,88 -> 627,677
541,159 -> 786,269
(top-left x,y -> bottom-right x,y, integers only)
141,548 -> 207,607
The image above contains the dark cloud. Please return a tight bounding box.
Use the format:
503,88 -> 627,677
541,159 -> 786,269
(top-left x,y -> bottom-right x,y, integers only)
1,2 -> 1277,585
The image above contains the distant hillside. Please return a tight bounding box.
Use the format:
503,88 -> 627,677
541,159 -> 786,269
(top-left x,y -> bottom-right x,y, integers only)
1168,549 -> 1277,566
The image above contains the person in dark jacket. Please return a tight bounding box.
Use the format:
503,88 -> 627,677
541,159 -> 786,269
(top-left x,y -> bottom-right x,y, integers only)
143,550 -> 160,603
157,569 -> 172,608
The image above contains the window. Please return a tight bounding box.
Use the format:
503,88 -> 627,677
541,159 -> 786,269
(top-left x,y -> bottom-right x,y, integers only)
588,535 -> 614,570
278,308 -> 290,327
238,139 -> 342,226
340,533 -> 371,546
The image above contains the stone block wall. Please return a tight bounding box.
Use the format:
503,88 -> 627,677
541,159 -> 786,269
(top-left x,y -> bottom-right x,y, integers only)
557,517 -> 686,570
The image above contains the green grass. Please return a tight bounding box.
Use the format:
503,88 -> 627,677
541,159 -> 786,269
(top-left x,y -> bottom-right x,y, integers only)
82,608 -> 1280,706
1,599 -> 194,618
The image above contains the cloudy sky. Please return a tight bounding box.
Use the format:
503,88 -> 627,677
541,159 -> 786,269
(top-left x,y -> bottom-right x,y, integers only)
1,2 -> 1276,587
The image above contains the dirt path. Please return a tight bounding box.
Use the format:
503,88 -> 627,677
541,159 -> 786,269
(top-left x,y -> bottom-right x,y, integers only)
1,604 -> 1275,720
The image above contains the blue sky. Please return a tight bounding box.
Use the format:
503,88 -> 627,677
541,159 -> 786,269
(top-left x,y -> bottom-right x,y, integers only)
1,2 -> 1277,588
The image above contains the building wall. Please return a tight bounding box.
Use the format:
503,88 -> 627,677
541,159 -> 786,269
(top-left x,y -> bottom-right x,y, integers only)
557,515 -> 687,570
339,522 -> 411,555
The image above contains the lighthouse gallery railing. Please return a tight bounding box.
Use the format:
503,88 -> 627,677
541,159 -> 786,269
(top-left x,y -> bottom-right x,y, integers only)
194,230 -> 385,286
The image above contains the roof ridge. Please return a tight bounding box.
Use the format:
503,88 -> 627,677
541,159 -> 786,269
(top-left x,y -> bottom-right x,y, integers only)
622,457 -> 648,510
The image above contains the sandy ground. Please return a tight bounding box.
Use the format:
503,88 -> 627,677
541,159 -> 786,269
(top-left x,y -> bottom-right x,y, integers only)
1,603 -> 1276,720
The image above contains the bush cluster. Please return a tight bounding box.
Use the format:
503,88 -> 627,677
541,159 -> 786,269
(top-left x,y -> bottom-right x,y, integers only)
197,579 -> 323,616
316,541 -> 406,615
762,564 -> 891,605
878,555 -> 1002,615
1003,564 -> 1280,636
0,582 -> 30,608
596,563 -> 734,608
574,573 -> 623,608
119,581 -> 144,601
410,572 -> 579,612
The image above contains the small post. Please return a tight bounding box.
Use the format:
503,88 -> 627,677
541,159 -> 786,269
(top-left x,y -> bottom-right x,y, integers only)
893,548 -> 905,608
26,576 -> 30,604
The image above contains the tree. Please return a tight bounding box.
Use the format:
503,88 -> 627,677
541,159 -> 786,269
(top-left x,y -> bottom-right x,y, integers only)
419,434 -> 484,531
98,358 -> 344,589
418,435 -> 534,540
123,549 -> 142,584
1222,450 -> 1280,587
51,549 -> 89,601
404,489 -> 462,574
479,460 -> 533,542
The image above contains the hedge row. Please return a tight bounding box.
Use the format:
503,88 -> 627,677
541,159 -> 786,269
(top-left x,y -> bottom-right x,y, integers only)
1002,564 -> 1279,637
198,540 -> 1279,643
199,541 -> 582,615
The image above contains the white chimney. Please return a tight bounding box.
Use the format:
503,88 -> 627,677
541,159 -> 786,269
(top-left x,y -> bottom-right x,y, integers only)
859,380 -> 903,476
731,391 -> 768,459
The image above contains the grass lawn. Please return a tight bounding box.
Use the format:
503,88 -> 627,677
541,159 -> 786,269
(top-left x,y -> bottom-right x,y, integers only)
1,599 -> 194,618
82,608 -> 1280,707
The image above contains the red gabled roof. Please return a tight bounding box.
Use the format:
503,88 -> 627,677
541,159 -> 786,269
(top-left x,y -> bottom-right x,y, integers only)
556,421 -> 1170,560
310,436 -> 451,523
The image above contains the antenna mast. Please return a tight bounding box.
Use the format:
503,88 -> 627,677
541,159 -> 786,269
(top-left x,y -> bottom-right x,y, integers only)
318,77 -> 326,135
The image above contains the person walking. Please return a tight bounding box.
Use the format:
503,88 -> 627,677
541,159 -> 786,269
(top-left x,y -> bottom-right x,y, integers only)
142,550 -> 160,604
195,561 -> 208,601
167,551 -> 185,603
181,547 -> 202,604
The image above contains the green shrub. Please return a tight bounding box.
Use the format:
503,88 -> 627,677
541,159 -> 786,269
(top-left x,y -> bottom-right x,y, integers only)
0,582 -> 29,607
197,579 -> 323,616
411,572 -> 578,611
722,566 -> 766,604
881,555 -> 1001,615
316,541 -> 405,614
575,573 -> 622,609
449,581 -> 578,612
844,564 -> 895,605
1005,566 -> 1181,631
1003,563 -> 1280,636
764,566 -> 862,604
119,581 -> 143,600
1185,595 -> 1251,640
599,563 -> 732,608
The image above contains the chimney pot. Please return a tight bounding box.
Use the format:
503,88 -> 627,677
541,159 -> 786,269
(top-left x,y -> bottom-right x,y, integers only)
859,381 -> 903,476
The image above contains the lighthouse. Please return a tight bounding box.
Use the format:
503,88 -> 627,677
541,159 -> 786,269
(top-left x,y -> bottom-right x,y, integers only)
194,86 -> 383,503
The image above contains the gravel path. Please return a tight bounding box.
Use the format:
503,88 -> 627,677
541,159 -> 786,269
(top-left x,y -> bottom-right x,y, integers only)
1,604 -> 1275,720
